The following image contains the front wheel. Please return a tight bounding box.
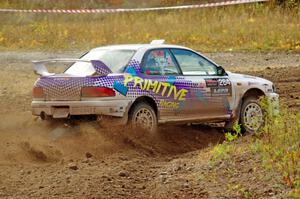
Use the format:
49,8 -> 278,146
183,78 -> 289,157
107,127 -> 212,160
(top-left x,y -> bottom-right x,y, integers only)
240,97 -> 264,134
129,103 -> 158,133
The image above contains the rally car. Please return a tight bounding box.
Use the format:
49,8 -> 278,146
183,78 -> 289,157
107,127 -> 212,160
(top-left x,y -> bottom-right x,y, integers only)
32,40 -> 279,133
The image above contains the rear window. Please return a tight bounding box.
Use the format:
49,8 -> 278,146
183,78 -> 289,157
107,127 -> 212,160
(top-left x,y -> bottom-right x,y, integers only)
65,49 -> 135,76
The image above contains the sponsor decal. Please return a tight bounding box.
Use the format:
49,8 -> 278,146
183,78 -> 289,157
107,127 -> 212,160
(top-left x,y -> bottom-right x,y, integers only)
248,81 -> 259,86
124,74 -> 188,101
212,88 -> 231,96
205,79 -> 218,87
160,100 -> 179,109
205,78 -> 231,87
205,78 -> 232,96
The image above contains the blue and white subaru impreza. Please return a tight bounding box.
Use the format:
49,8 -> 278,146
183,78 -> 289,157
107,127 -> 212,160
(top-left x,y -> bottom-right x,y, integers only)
32,40 -> 279,133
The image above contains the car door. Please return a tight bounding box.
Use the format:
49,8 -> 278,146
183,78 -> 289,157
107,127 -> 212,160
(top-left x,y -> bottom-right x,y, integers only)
170,48 -> 233,119
139,48 -> 191,119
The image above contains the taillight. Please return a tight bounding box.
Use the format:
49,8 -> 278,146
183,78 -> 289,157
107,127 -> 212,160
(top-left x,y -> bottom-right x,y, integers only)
81,87 -> 115,97
32,87 -> 44,98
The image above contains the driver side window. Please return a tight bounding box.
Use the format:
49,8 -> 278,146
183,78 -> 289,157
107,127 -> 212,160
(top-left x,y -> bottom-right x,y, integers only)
141,49 -> 180,76
170,49 -> 217,75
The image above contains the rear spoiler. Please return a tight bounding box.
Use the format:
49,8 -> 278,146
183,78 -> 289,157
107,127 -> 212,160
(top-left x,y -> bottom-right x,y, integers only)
32,58 -> 112,76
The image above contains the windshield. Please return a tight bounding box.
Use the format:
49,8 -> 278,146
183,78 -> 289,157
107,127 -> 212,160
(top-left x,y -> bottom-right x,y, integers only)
65,49 -> 135,76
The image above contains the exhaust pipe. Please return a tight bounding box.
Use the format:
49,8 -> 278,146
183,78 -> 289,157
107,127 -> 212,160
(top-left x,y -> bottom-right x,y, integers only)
40,111 -> 50,120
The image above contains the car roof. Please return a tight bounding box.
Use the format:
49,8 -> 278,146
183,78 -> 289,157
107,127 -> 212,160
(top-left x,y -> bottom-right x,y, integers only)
91,44 -> 191,51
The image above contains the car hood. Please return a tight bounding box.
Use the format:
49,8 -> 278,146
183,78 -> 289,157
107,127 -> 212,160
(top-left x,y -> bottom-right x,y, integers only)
227,71 -> 273,85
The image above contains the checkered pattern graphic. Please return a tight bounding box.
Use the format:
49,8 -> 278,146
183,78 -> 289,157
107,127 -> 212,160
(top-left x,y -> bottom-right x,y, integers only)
91,60 -> 112,75
127,60 -> 141,74
36,75 -> 126,100
92,76 -> 126,98
35,59 -> 222,113
37,77 -> 85,101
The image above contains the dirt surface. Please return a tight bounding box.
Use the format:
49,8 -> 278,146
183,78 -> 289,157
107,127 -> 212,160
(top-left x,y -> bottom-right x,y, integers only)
0,51 -> 299,198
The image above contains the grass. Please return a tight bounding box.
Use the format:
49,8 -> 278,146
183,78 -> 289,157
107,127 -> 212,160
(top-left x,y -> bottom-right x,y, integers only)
0,0 -> 212,9
211,142 -> 234,162
211,122 -> 241,162
0,4 -> 299,52
211,99 -> 300,198
252,100 -> 300,198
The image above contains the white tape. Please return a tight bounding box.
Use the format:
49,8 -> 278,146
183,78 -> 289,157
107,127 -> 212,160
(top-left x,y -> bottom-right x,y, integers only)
0,0 -> 268,14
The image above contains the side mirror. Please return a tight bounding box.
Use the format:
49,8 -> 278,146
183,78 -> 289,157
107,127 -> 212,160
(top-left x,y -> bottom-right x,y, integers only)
217,66 -> 226,76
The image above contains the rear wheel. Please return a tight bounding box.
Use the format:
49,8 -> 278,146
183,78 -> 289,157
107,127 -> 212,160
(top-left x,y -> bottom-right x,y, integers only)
240,97 -> 264,133
129,103 -> 157,133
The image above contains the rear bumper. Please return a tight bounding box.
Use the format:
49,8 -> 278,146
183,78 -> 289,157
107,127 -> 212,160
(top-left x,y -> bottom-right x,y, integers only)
266,92 -> 280,115
31,99 -> 131,118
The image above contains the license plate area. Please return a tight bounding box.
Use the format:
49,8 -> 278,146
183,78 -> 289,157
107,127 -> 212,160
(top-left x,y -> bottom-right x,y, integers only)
52,106 -> 70,118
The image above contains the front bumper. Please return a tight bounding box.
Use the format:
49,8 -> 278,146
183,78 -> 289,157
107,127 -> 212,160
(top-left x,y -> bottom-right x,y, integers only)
31,99 -> 131,118
266,92 -> 280,115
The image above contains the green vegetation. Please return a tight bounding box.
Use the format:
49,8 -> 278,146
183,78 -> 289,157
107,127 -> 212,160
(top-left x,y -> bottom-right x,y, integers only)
211,122 -> 241,162
211,99 -> 300,198
0,3 -> 299,52
274,0 -> 300,8
252,100 -> 300,198
211,143 -> 234,162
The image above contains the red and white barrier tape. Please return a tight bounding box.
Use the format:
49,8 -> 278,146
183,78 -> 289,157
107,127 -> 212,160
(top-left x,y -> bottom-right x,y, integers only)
0,0 -> 268,14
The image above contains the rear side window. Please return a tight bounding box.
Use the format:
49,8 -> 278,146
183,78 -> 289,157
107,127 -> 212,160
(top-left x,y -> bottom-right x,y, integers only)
141,49 -> 180,76
171,49 -> 217,75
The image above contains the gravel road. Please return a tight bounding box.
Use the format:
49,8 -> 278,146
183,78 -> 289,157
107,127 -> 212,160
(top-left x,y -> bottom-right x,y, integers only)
0,51 -> 299,198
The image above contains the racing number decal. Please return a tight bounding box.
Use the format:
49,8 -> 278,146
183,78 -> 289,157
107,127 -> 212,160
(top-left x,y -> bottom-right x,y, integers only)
218,78 -> 231,87
205,78 -> 231,87
205,78 -> 232,96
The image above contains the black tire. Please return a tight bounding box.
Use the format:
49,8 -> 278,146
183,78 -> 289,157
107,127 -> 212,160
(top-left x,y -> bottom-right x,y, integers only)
129,103 -> 158,133
240,97 -> 264,134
